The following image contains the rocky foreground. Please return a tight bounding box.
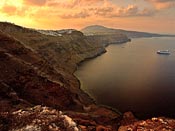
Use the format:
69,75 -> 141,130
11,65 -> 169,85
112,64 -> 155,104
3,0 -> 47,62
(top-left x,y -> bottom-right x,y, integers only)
0,22 -> 175,131
119,112 -> 175,131
2,105 -> 117,131
0,106 -> 80,131
1,106 -> 175,131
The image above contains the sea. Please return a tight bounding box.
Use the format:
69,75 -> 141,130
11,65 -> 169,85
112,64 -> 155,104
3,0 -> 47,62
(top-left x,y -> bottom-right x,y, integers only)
75,37 -> 175,119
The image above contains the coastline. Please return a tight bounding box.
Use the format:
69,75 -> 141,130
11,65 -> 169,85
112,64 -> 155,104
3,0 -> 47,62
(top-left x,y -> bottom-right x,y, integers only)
72,39 -> 131,114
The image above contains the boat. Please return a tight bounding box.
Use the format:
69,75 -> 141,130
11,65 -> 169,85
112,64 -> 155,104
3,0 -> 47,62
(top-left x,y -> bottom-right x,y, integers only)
157,50 -> 170,55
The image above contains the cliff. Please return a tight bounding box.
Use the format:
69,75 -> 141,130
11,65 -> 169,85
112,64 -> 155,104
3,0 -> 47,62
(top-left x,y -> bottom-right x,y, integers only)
0,32 -> 79,111
86,34 -> 130,47
0,22 -> 122,130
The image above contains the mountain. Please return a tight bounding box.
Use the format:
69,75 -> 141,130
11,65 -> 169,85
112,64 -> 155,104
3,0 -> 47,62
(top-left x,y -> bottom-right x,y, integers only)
81,25 -> 175,38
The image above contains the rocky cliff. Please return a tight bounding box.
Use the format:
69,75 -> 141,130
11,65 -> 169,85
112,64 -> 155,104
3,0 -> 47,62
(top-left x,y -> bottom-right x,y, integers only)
0,32 -> 80,111
0,22 -> 123,130
86,34 -> 130,47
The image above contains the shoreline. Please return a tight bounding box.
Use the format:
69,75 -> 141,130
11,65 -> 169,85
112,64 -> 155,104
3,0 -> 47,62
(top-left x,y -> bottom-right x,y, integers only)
73,36 -> 175,120
72,39 -> 131,114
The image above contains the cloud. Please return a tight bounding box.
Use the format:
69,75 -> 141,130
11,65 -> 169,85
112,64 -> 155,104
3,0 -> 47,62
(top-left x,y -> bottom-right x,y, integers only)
0,2 -> 29,16
59,10 -> 90,19
58,4 -> 155,19
114,5 -> 154,17
1,5 -> 17,15
147,0 -> 174,2
47,0 -> 105,8
0,0 -> 157,21
23,0 -> 47,6
118,5 -> 139,17
79,0 -> 105,3
79,5 -> 154,18
47,0 -> 78,8
145,0 -> 175,9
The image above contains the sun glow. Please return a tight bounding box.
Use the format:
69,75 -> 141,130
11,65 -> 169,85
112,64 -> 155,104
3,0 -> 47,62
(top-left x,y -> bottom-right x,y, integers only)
3,0 -> 23,7
0,0 -> 174,33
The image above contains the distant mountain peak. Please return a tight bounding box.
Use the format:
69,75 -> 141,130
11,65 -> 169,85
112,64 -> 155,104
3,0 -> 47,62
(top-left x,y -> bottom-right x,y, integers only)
81,25 -> 174,38
83,25 -> 107,28
81,25 -> 116,36
81,25 -> 108,31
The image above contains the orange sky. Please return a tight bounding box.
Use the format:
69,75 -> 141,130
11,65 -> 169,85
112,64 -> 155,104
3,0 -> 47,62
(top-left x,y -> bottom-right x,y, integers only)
0,0 -> 175,34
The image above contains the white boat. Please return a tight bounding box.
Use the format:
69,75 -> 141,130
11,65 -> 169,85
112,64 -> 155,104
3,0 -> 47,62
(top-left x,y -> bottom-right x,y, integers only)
157,50 -> 170,55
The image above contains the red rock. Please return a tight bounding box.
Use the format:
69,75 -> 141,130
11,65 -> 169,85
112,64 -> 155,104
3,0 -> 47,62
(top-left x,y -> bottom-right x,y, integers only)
96,125 -> 112,131
119,114 -> 175,131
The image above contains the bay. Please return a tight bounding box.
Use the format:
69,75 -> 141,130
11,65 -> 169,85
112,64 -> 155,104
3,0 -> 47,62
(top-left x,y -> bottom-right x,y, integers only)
75,37 -> 175,118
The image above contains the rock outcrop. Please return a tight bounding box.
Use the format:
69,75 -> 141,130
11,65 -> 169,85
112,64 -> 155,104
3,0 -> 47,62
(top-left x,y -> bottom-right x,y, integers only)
0,105 -> 79,131
0,105 -> 122,131
119,112 -> 175,131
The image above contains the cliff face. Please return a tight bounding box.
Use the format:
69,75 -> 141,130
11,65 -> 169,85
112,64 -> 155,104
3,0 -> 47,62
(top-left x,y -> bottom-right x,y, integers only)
87,34 -> 130,47
0,23 -> 122,130
0,22 -> 130,106
0,32 -> 80,112
0,22 -> 106,73
0,22 -> 110,107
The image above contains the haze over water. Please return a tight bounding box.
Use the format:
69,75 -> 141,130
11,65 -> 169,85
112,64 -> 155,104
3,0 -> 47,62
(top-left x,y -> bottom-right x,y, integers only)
75,37 -> 175,119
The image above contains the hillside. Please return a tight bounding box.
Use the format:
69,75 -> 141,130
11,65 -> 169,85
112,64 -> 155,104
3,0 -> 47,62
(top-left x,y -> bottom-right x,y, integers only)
0,31 -> 82,111
81,25 -> 175,38
0,22 -> 122,130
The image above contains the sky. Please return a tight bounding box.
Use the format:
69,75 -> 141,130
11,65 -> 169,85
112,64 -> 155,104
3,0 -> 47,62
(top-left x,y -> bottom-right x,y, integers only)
0,0 -> 175,34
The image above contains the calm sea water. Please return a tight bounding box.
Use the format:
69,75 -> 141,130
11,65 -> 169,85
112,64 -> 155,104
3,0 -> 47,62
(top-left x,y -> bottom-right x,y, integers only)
75,37 -> 175,119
